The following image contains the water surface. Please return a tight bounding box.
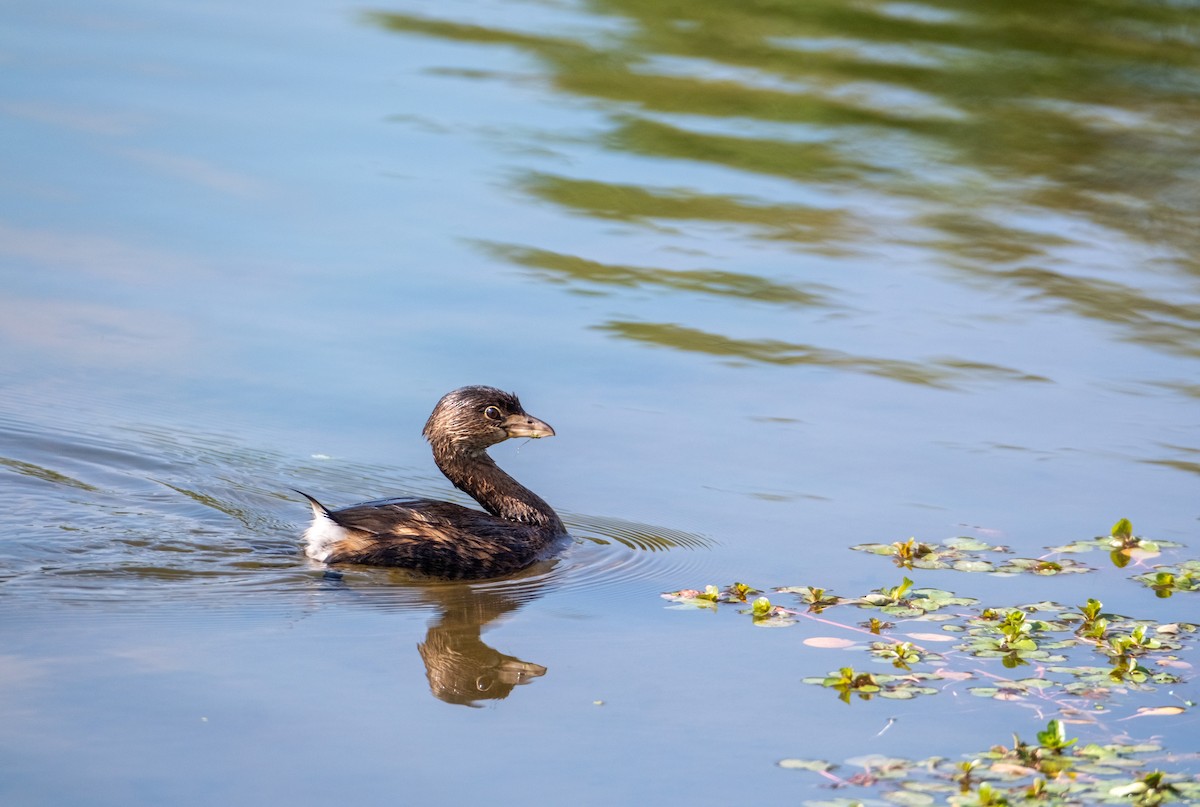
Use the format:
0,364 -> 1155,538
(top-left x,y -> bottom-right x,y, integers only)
1,0 -> 1198,803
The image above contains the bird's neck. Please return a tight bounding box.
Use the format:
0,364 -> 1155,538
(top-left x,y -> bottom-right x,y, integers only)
434,446 -> 564,533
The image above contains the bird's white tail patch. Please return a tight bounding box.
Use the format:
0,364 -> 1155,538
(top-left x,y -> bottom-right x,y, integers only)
303,514 -> 348,562
295,491 -> 346,562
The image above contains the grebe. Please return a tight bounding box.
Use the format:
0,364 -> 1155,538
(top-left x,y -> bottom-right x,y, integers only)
299,386 -> 566,579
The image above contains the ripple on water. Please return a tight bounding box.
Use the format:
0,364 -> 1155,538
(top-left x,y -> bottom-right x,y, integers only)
203,510 -> 716,615
0,414 -> 712,616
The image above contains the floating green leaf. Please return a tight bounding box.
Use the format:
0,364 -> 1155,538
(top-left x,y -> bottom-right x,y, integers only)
774,584 -> 840,610
853,534 -> 1103,576
1036,719 -> 1077,753
968,677 -> 1057,701
743,594 -> 796,626
1047,520 -> 1175,566
669,516 -> 1200,805
666,546 -> 1199,728
803,666 -> 940,703
1112,518 -> 1134,541
775,758 -> 832,772
779,725 -> 1200,805
850,583 -> 978,618
851,536 -> 1010,573
1133,560 -> 1200,597
870,641 -> 923,670
992,557 -> 1091,576
661,581 -> 766,606
1078,598 -> 1104,625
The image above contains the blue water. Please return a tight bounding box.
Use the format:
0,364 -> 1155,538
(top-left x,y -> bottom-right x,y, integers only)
2,0 -> 1198,803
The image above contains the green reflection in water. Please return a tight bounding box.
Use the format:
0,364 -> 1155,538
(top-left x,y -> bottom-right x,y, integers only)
919,212 -> 1074,265
516,172 -> 849,243
0,457 -> 97,491
1160,382 -> 1200,399
599,321 -> 1050,388
1144,458 -> 1200,477
607,117 -> 877,183
476,242 -> 827,305
1002,267 -> 1200,358
369,3 -> 1200,232
369,0 -> 1200,366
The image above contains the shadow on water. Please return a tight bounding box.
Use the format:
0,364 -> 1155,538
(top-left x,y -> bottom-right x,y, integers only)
367,1 -> 1200,370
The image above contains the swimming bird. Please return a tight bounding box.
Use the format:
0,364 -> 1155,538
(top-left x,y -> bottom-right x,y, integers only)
299,386 -> 565,579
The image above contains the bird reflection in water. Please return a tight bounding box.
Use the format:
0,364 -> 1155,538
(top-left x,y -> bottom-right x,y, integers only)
312,515 -> 707,706
317,560 -> 558,707
417,581 -> 547,706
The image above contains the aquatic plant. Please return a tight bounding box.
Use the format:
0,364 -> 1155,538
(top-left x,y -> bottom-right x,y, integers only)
790,585 -> 839,611
665,581 -> 1195,701
744,595 -> 797,627
1049,518 -> 1179,569
870,640 -> 921,670
778,720 -> 1200,805
665,518 -> 1200,800
803,665 -> 940,703
850,535 -> 1090,576
1133,561 -> 1200,597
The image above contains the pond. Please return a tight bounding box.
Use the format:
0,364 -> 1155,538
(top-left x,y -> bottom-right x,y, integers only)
1,0 -> 1198,803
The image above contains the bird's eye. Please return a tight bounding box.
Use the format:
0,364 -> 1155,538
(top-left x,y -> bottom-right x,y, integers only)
484,406 -> 502,421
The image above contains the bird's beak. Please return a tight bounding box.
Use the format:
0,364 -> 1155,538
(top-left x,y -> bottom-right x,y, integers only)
503,412 -> 555,439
